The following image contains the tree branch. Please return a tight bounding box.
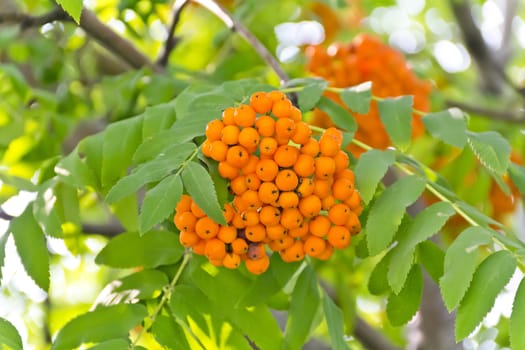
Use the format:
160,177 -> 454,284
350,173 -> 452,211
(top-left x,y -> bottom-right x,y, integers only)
157,0 -> 190,66
0,7 -> 69,29
353,316 -> 401,350
446,99 -> 525,124
190,0 -> 289,85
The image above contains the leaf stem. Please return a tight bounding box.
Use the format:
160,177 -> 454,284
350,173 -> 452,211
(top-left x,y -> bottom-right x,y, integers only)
130,251 -> 191,349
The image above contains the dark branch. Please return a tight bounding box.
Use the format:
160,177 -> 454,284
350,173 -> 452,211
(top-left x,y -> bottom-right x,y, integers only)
446,99 -> 525,124
191,0 -> 289,85
353,316 -> 401,350
0,8 -> 69,29
157,0 -> 190,66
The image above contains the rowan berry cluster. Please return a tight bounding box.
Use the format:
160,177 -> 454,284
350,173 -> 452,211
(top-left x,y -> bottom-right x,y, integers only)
173,91 -> 362,274
306,34 -> 432,156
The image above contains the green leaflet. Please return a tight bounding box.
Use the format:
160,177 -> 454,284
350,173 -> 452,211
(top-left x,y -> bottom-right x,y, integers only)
377,95 -> 413,151
354,149 -> 395,204
422,109 -> 467,148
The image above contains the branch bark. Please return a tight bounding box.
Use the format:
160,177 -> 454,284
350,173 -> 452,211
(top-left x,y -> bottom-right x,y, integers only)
157,0 -> 190,66
446,99 -> 525,124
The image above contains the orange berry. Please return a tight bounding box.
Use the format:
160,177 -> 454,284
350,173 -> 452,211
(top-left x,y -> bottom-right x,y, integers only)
232,212 -> 246,229
298,195 -> 322,218
250,91 -> 273,114
309,215 -> 331,237
275,169 -> 299,191
209,140 -> 228,162
332,178 -> 355,201
205,119 -> 224,141
209,258 -> 223,267
226,145 -> 250,168
280,240 -> 305,262
266,224 -> 288,240
258,181 -> 280,204
333,151 -> 350,173
291,121 -> 312,145
234,104 -> 257,127
221,107 -> 236,125
289,221 -> 309,238
245,254 -> 270,275
245,224 -> 266,242
195,216 -> 220,239
328,203 -> 351,226
202,139 -> 213,157
289,106 -> 302,122
296,178 -> 315,198
323,127 -> 343,145
244,173 -> 261,191
259,137 -> 278,157
231,238 -> 249,254
304,235 -> 327,257
223,253 -> 241,269
221,125 -> 240,145
191,202 -> 206,218
238,127 -> 260,150
230,175 -> 248,196
275,118 -> 296,140
301,138 -> 319,157
241,155 -> 259,175
327,225 -> 351,249
205,238 -> 227,260
267,90 -> 287,102
255,115 -> 276,137
280,208 -> 304,230
256,159 -> 279,182
345,190 -> 362,210
319,134 -> 340,157
218,161 -> 240,180
321,195 -> 336,210
241,190 -> 263,210
233,194 -> 248,212
293,154 -> 315,177
179,230 -> 199,247
175,195 -> 192,214
268,236 -> 294,251
273,145 -> 299,168
174,211 -> 197,231
272,99 -> 292,118
314,156 -> 336,179
259,205 -> 281,226
241,210 -> 260,226
218,225 -> 237,243
316,242 -> 334,260
345,211 -> 361,235
278,191 -> 300,209
222,203 -> 236,222
313,179 -> 332,198
192,239 -> 206,255
336,168 -> 355,181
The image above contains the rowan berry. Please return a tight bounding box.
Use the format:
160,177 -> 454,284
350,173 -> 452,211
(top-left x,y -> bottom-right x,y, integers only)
315,156 -> 336,179
238,127 -> 260,150
336,168 -> 355,182
258,181 -> 280,204
345,190 -> 362,210
275,169 -> 299,191
304,235 -> 327,257
256,158 -> 279,182
245,254 -> 270,275
209,140 -> 228,162
244,173 -> 261,191
333,151 -> 350,173
221,125 -> 240,145
301,138 -> 320,157
298,195 -> 322,218
231,238 -> 249,254
230,175 -> 248,196
175,194 -> 192,214
241,189 -> 262,210
275,118 -> 296,139
259,205 -> 281,226
321,195 -> 336,210
190,202 -> 206,218
255,115 -> 276,137
234,104 -> 257,127
291,121 -> 312,145
205,238 -> 227,260
241,210 -> 259,226
289,221 -> 309,238
259,137 -> 278,157
266,224 -> 288,240
309,215 -> 331,237
205,119 -> 224,141
192,239 -> 206,255
247,243 -> 266,259
272,99 -> 292,118
278,191 -> 300,209
250,91 -> 273,114
195,216 -> 220,239
232,213 -> 246,229
241,155 -> 259,175
245,224 -> 266,242
280,240 -> 305,262
313,179 -> 332,198
174,211 -> 197,231
332,178 -> 355,201
233,195 -> 248,212
268,236 -> 294,251
179,230 -> 199,248
328,203 -> 351,226
221,107 -> 236,125
280,208 -> 304,230
218,225 -> 237,243
267,90 -> 287,102
296,177 -> 315,198
319,134 -> 340,157
289,106 -> 302,122
273,145 -> 299,168
327,225 -> 351,249
323,127 -> 343,145
218,161 -> 239,180
202,139 -> 213,158
316,242 -> 334,260
223,253 -> 241,269
293,154 -> 315,178
345,211 -> 361,235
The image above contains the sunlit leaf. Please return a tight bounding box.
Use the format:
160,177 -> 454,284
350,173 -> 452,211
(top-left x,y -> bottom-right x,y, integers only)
114,269 -> 168,300
0,317 -> 23,350
152,315 -> 192,350
417,240 -> 445,283
323,293 -> 350,350
316,96 -> 357,134
386,265 -> 422,326
422,109 -> 467,148
377,95 -> 413,151
510,277 -> 525,350
368,250 -> 393,295
56,0 -> 83,23
340,81 -> 372,114
466,131 -> 511,176
354,149 -> 395,204
85,339 -> 130,350
509,162 -> 525,193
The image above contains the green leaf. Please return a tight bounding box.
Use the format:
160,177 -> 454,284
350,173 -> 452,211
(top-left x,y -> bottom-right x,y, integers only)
202,157 -> 229,207
340,81 -> 372,114
316,96 -> 357,134
0,317 -> 23,350
77,133 -> 104,187
114,269 -> 168,299
386,265 -> 423,326
0,173 -> 36,191
440,227 -> 493,311
51,304 -> 148,350
388,202 -> 454,293
0,233 -> 7,281
10,205 -> 49,291
142,103 -> 176,139
466,131 -> 511,176
456,251 -> 516,340
417,240 -> 445,283
377,96 -> 414,151
55,149 -> 98,189
368,250 -> 393,295
107,143 -> 196,204
181,161 -> 225,225
323,293 -> 350,350
284,265 -> 321,350
56,0 -> 83,23
509,162 -> 525,193
95,231 -> 183,268
33,181 -> 63,238
510,277 -> 525,350
101,116 -> 143,190
354,149 -> 395,204
85,339 -> 130,350
295,78 -> 327,111
139,174 -> 182,234
152,315 -> 192,350
229,304 -> 283,349
422,109 -> 467,148
365,175 -> 426,255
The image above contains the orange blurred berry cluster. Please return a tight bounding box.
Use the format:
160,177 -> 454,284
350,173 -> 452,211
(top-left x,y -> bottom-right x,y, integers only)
306,34 -> 432,156
174,91 -> 362,275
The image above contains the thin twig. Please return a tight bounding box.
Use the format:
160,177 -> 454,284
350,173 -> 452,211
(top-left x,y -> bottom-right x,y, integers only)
0,8 -> 70,29
191,0 -> 289,85
157,0 -> 191,66
446,99 -> 525,124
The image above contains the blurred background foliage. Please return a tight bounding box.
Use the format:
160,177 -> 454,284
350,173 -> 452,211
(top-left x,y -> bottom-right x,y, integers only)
0,0 -> 524,349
